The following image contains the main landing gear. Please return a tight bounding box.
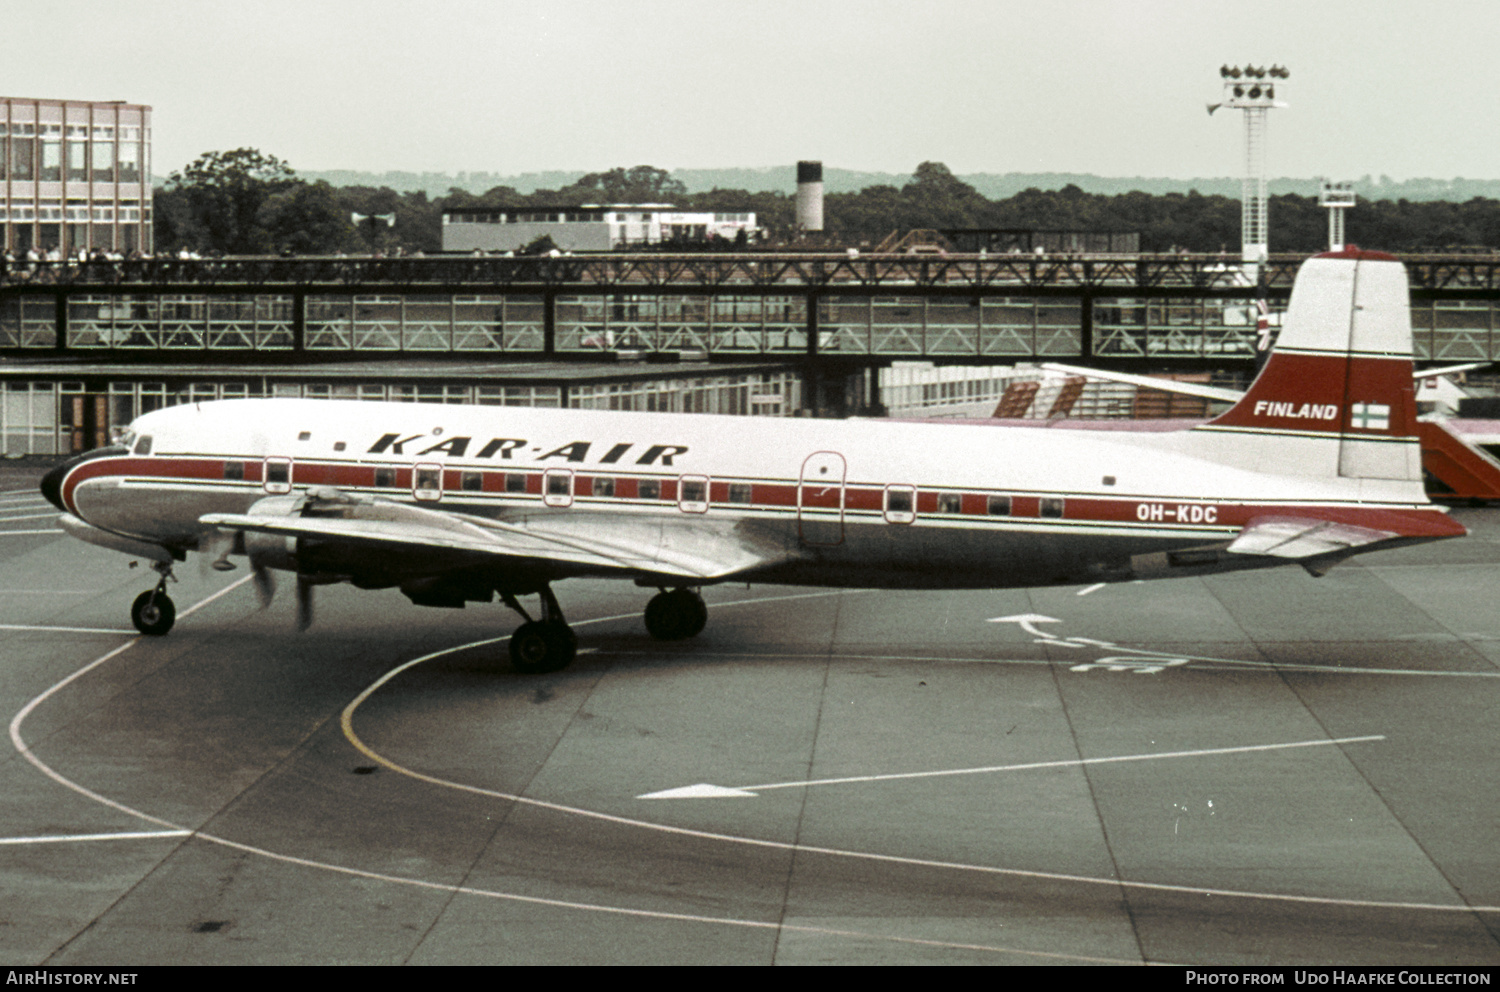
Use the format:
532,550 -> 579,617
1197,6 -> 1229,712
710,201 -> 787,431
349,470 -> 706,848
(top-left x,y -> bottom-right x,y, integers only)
500,585 -> 710,674
644,588 -> 707,641
130,563 -> 177,636
503,586 -> 577,675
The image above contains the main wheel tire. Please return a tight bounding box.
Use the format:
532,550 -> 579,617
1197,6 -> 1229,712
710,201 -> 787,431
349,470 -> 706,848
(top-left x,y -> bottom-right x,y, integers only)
644,589 -> 708,641
508,619 -> 578,674
131,590 -> 176,636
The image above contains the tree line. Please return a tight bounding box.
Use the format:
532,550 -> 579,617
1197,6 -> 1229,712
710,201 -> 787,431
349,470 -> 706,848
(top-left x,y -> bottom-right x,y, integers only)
154,150 -> 1500,257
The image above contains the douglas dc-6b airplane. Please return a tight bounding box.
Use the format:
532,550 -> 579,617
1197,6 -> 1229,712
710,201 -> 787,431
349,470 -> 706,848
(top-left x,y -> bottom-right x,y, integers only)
40,249 -> 1467,673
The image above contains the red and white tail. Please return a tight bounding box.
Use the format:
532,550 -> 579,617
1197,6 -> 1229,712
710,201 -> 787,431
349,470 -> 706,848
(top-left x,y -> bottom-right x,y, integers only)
1193,248 -> 1421,485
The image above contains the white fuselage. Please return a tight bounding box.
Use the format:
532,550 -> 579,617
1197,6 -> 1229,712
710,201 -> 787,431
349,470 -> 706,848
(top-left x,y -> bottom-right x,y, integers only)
56,398 -> 1448,592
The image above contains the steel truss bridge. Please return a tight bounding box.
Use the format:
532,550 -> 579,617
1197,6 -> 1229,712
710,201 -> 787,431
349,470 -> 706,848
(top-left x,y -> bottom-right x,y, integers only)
3,252 -> 1499,370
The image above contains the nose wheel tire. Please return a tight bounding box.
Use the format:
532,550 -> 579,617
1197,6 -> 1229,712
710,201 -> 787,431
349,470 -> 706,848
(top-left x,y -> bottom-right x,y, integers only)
131,590 -> 176,636
509,619 -> 578,674
644,589 -> 708,641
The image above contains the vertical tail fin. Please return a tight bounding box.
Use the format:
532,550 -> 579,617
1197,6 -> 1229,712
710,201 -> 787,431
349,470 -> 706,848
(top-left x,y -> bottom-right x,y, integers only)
1194,249 -> 1421,483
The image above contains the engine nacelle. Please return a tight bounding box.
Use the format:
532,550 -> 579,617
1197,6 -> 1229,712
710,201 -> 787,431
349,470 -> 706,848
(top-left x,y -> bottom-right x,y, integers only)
240,494 -> 307,573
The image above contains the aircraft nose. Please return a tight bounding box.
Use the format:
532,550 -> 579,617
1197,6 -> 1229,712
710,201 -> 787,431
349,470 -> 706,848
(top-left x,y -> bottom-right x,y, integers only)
40,461 -> 68,512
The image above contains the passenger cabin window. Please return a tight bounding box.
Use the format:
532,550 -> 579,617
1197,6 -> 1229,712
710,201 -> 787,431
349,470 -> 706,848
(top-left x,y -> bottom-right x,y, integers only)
223,461 -> 245,481
592,477 -> 615,497
263,457 -> 292,494
638,479 -> 661,500
133,434 -> 153,455
461,471 -> 483,492
728,482 -> 752,504
937,492 -> 963,515
678,475 -> 709,514
544,469 -> 573,508
505,473 -> 527,493
413,464 -> 442,502
374,467 -> 397,488
987,495 -> 1012,516
1040,497 -> 1065,519
884,485 -> 916,524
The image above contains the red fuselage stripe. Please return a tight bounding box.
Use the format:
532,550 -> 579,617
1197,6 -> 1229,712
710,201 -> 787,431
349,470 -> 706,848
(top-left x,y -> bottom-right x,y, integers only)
59,454 -> 1466,541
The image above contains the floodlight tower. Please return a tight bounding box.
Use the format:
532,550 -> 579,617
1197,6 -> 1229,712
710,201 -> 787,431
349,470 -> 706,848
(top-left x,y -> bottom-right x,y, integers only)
1318,181 -> 1356,250
1208,64 -> 1289,279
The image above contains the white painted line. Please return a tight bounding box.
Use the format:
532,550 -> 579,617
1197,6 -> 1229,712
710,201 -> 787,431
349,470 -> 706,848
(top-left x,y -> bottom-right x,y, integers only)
0,624 -> 135,635
341,663 -> 1500,914
6,584 -> 1131,964
0,830 -> 191,846
0,590 -> 106,595
11,581 -> 1496,956
335,622 -> 1500,914
637,736 -> 1387,799
1076,583 -> 1107,596
0,529 -> 65,536
194,830 -> 1133,964
0,512 -> 61,523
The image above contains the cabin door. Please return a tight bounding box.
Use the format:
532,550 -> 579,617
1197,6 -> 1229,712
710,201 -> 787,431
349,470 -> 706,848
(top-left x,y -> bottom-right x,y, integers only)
798,451 -> 846,546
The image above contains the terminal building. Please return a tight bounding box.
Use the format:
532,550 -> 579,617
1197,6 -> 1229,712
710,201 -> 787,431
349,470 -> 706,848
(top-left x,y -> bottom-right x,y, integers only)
0,358 -> 808,457
2,96 -> 153,256
442,205 -> 758,253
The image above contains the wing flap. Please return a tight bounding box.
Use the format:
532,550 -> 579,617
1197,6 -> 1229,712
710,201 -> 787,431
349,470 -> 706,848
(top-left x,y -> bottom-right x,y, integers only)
1224,515 -> 1400,559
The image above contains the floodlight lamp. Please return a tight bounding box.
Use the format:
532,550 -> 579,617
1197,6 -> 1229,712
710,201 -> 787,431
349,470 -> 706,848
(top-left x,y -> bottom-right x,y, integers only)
1234,85 -> 1245,97
1248,86 -> 1261,99
1265,85 -> 1274,99
1228,66 -> 1241,78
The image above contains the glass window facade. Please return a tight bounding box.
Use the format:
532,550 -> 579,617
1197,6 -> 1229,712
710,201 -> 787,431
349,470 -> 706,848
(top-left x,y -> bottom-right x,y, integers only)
2,97 -> 152,255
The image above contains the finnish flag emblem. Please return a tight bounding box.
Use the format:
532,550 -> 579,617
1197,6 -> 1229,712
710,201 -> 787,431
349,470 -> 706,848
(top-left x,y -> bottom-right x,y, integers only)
1349,403 -> 1391,430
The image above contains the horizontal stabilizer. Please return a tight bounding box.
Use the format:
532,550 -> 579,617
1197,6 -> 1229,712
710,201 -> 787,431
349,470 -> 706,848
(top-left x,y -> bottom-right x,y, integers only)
1039,363 -> 1246,403
1225,516 -> 1399,560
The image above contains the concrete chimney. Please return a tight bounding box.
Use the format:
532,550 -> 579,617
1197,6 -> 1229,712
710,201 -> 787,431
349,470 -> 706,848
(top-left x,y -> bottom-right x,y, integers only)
795,160 -> 824,233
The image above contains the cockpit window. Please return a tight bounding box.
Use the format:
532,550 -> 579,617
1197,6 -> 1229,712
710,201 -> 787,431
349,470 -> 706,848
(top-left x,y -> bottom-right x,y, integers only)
133,434 -> 153,455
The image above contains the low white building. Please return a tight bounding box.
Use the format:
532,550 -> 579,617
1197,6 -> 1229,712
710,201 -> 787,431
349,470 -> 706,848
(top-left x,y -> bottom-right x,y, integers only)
442,204 -> 757,253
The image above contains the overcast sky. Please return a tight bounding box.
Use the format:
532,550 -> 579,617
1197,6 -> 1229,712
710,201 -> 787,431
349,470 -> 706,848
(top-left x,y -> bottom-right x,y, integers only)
8,0 -> 1493,181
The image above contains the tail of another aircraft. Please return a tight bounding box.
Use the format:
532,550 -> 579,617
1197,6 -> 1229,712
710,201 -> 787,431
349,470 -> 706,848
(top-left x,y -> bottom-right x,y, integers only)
1191,248 -> 1423,489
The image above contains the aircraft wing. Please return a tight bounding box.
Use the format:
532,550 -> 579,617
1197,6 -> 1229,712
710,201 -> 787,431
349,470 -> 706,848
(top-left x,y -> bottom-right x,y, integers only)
1224,515 -> 1400,560
200,492 -> 794,583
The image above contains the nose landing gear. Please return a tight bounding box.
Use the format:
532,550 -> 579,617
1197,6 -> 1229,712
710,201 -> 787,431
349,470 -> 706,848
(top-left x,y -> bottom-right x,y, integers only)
130,563 -> 177,636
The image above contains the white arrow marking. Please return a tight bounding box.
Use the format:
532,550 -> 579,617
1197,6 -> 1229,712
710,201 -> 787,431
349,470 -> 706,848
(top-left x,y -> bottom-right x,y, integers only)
986,613 -> 1062,639
637,735 -> 1385,799
637,784 -> 760,800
